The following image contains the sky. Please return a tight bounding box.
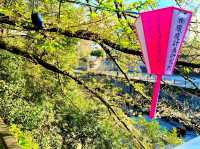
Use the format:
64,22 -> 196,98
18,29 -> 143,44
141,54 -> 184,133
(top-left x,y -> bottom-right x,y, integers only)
158,0 -> 200,14
129,0 -> 199,12
158,0 -> 177,8
129,0 -> 178,8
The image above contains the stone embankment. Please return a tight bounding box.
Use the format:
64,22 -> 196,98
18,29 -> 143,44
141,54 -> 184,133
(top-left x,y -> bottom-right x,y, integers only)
0,118 -> 20,149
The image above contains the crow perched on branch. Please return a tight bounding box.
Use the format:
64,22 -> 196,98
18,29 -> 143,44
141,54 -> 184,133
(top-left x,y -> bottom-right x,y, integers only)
31,12 -> 44,30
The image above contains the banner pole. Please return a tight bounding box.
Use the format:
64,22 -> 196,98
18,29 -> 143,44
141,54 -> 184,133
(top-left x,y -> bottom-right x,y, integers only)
149,75 -> 162,119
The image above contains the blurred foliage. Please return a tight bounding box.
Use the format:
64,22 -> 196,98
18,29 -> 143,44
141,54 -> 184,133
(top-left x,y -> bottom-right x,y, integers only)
132,116 -> 182,148
90,50 -> 104,57
9,124 -> 39,149
133,82 -> 151,99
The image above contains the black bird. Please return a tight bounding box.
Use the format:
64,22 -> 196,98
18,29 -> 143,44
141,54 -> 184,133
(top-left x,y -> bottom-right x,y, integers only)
31,12 -> 44,30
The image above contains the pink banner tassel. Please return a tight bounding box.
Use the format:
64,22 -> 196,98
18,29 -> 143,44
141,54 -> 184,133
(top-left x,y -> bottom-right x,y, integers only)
149,75 -> 162,119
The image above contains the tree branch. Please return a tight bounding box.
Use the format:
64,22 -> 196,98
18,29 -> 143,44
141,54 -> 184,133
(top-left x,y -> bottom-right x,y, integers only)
0,40 -> 131,130
1,14 -> 200,69
175,68 -> 199,90
0,39 -> 148,148
100,43 -> 144,99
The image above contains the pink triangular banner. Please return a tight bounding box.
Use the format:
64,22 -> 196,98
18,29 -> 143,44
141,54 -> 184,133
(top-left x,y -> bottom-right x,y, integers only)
135,7 -> 192,118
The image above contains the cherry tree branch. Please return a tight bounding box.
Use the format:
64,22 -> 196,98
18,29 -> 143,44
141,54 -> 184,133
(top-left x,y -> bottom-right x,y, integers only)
1,14 -> 200,69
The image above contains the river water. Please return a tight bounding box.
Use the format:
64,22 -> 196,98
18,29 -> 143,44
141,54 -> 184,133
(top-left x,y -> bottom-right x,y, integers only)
111,79 -> 199,143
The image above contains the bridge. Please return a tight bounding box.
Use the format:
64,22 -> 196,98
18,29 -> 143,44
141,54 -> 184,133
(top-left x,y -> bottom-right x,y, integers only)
75,69 -> 200,89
